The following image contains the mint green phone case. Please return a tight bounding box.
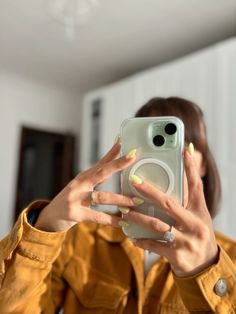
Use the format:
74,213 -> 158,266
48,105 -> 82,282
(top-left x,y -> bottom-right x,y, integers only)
120,116 -> 184,239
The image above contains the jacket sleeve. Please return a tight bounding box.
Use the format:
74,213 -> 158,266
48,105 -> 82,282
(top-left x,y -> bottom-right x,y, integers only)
174,245 -> 236,314
0,201 -> 68,314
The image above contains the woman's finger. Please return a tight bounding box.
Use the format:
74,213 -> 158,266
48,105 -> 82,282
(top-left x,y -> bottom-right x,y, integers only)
80,207 -> 121,227
124,209 -> 171,234
184,149 -> 206,209
134,239 -> 177,258
130,176 -> 196,229
83,190 -> 143,207
90,152 -> 137,186
96,138 -> 121,166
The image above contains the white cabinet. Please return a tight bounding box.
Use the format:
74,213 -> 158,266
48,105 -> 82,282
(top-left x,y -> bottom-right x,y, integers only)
211,39 -> 236,237
80,38 -> 236,238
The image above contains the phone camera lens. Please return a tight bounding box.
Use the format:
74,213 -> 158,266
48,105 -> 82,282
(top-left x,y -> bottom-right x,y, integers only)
165,123 -> 177,135
153,135 -> 165,146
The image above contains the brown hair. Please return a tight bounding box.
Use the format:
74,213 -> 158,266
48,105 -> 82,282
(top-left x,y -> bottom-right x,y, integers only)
135,96 -> 221,217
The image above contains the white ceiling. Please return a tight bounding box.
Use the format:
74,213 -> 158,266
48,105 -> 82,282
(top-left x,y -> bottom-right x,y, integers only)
1,0 -> 236,93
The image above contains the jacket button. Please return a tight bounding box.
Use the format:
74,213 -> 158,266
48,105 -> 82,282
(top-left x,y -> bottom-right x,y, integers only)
214,278 -> 228,297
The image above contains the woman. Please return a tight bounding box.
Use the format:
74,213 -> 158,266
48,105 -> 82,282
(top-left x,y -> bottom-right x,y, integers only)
0,97 -> 235,313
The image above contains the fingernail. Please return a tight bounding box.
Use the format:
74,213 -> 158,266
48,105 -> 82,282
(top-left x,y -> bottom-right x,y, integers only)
130,174 -> 143,185
118,207 -> 130,214
188,143 -> 194,156
114,134 -> 120,145
126,149 -> 137,159
133,197 -> 144,205
118,220 -> 129,228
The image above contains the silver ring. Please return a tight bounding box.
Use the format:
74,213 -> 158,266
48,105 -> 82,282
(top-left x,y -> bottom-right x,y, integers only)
163,226 -> 175,242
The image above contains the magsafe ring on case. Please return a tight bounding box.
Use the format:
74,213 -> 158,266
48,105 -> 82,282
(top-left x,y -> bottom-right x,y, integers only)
128,158 -> 174,201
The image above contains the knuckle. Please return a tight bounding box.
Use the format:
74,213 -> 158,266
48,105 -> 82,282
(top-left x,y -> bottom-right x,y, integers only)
97,167 -> 107,177
77,169 -> 90,181
92,212 -> 103,224
183,238 -> 196,253
163,197 -> 176,212
68,178 -> 79,189
67,203 -> 77,221
196,179 -> 203,191
197,224 -> 210,240
126,196 -> 135,206
115,158 -> 126,170
148,218 -> 165,232
192,178 -> 203,192
95,168 -> 110,183
149,218 -> 159,231
93,212 -> 110,225
67,187 -> 75,203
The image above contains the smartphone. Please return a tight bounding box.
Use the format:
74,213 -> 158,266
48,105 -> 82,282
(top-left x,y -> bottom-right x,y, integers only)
120,116 -> 184,239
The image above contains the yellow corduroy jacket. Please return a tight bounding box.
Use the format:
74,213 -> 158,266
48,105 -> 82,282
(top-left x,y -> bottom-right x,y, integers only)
0,201 -> 236,314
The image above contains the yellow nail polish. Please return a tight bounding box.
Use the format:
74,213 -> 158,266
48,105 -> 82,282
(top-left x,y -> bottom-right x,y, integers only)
126,149 -> 137,159
133,197 -> 144,205
188,142 -> 195,156
114,134 -> 120,145
130,174 -> 143,185
118,220 -> 129,228
118,207 -> 130,214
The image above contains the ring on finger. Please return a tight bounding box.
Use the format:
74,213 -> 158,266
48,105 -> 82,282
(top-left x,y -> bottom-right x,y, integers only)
90,190 -> 97,206
163,225 -> 175,243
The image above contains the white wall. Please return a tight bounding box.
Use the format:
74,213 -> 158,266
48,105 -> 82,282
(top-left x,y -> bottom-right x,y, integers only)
0,70 -> 81,239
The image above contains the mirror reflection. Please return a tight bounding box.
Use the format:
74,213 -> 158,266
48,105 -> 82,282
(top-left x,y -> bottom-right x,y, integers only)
0,1 -> 236,312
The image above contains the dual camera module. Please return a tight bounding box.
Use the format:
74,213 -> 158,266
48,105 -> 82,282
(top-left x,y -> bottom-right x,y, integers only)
153,123 -> 177,147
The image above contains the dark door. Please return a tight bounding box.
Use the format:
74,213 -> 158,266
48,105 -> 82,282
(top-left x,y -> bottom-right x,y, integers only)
14,127 -> 76,221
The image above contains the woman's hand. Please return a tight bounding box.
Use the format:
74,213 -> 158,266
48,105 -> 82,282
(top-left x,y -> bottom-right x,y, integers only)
122,147 -> 219,277
35,141 -> 138,232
